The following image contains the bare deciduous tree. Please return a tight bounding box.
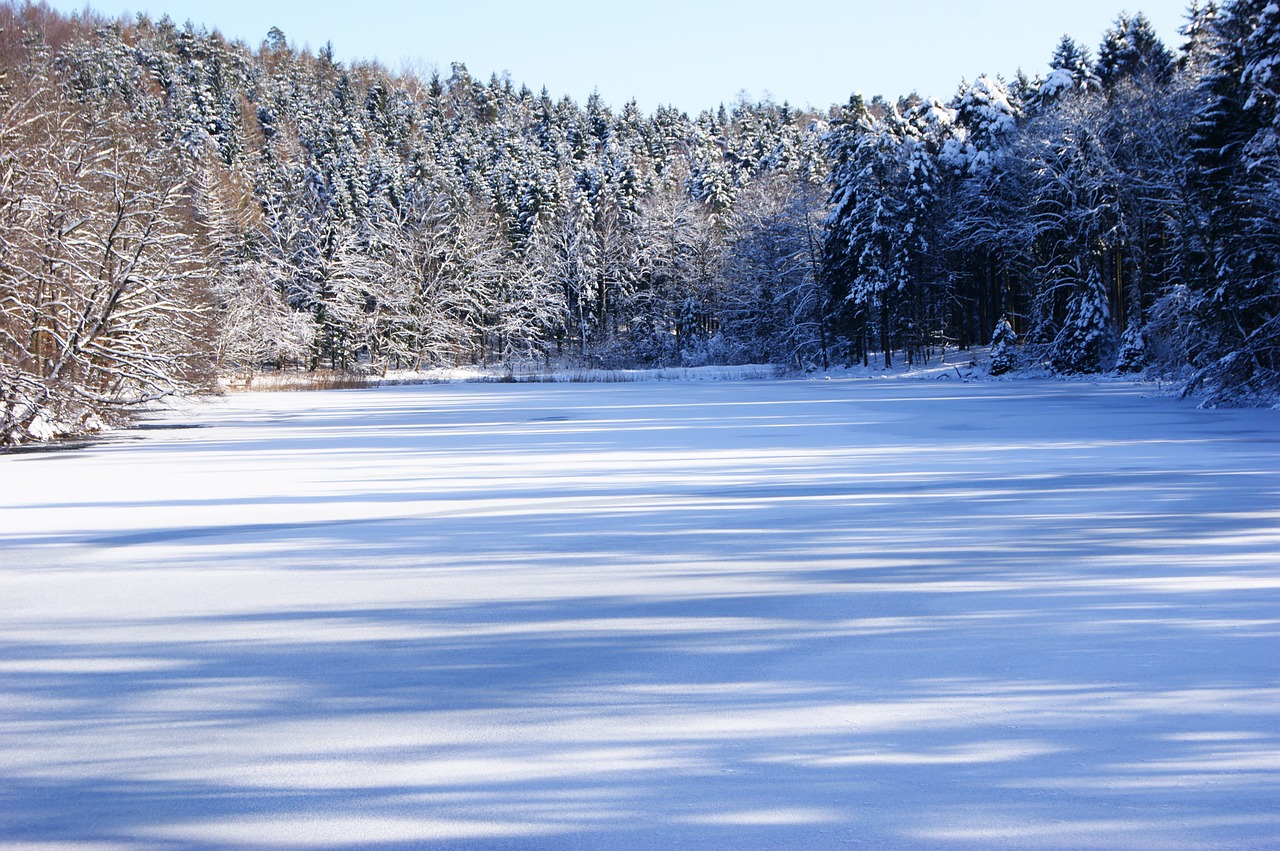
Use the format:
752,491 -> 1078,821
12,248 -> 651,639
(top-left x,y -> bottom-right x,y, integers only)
1,58 -> 213,444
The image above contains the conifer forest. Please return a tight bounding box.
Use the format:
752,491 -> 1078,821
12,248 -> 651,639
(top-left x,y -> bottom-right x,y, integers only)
2,0 -> 1279,444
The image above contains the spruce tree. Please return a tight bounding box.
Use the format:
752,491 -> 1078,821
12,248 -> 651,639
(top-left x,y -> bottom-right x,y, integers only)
1051,266 -> 1117,373
988,316 -> 1020,375
1188,0 -> 1280,400
1116,318 -> 1148,373
1096,12 -> 1175,89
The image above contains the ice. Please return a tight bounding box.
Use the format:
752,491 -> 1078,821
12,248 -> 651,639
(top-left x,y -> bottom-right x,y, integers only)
2,378 -> 1278,848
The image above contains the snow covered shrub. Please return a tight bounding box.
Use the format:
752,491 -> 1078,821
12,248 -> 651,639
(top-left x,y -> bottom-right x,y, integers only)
679,338 -> 712,368
988,317 -> 1020,375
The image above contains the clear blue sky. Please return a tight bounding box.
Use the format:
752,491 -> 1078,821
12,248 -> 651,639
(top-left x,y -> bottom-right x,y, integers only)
49,1 -> 1194,113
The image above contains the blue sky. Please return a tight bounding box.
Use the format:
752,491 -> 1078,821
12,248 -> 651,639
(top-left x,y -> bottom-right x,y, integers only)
48,1 -> 1194,113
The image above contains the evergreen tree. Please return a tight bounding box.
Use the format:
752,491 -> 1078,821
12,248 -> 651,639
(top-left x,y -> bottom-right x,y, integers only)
945,76 -> 1025,349
824,99 -> 951,367
988,316 -> 1020,375
1180,1 -> 1221,73
1034,36 -> 1102,108
1187,0 -> 1280,400
1116,317 -> 1148,372
1051,264 -> 1116,372
1096,12 -> 1176,88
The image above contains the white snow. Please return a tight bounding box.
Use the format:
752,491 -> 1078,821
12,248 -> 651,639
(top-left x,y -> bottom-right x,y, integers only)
2,378 -> 1278,849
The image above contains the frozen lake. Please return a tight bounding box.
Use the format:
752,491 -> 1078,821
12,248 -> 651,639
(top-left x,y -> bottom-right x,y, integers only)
2,379 -> 1278,849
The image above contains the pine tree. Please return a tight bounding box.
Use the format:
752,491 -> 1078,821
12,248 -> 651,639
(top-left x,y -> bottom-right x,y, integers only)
1180,1 -> 1222,74
944,75 -> 1026,350
988,316 -> 1020,375
1051,265 -> 1116,373
1096,13 -> 1175,89
823,97 -> 951,367
1034,36 -> 1102,108
952,75 -> 1019,173
1116,318 -> 1148,372
1187,0 -> 1280,400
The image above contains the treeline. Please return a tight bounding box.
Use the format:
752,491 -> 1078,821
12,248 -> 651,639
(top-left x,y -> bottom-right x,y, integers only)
1,1 -> 1277,443
826,2 -> 1279,403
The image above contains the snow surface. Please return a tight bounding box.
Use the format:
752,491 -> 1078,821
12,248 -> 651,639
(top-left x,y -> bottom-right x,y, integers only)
2,378 -> 1278,849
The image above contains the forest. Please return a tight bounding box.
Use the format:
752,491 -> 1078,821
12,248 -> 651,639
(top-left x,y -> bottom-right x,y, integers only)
1,0 -> 1278,444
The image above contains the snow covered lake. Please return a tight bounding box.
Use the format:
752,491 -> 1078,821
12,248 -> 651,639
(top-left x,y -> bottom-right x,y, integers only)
2,378 -> 1278,849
